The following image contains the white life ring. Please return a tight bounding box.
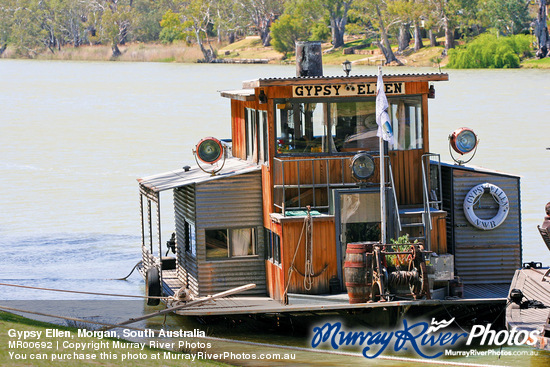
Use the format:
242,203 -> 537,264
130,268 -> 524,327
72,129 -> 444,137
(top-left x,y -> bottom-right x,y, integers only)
463,183 -> 509,230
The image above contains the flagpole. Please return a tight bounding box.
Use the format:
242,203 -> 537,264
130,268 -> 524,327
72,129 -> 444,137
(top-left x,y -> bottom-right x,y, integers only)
377,66 -> 386,245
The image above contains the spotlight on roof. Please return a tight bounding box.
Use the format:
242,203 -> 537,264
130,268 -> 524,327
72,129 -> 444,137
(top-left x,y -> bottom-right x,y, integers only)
193,137 -> 226,175
449,128 -> 478,165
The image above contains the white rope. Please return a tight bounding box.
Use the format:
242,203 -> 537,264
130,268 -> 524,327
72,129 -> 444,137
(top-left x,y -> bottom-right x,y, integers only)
303,209 -> 314,290
0,282 -> 168,300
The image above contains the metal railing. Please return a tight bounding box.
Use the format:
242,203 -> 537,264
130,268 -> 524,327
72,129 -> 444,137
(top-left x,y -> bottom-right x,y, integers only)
273,155 -> 402,227
273,156 -> 357,213
421,153 -> 443,251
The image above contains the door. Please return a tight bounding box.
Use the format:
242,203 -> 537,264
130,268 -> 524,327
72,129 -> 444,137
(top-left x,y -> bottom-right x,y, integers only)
334,188 -> 394,287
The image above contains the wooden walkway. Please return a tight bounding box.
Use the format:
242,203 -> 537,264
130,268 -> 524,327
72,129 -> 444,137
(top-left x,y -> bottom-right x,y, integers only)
506,268 -> 550,332
157,269 -> 509,317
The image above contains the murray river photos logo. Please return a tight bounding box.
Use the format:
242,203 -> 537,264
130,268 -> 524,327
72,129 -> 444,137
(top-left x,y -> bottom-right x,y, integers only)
310,318 -> 541,359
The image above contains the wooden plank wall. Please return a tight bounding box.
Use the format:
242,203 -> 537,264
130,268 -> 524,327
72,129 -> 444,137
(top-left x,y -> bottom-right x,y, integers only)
281,218 -> 338,295
431,212 -> 448,254
266,222 -> 284,300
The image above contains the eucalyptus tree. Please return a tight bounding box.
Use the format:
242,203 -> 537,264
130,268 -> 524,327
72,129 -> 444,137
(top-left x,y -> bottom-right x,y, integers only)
237,0 -> 284,46
353,0 -> 400,64
534,0 -> 549,57
478,0 -> 529,36
270,0 -> 325,55
0,0 -> 15,55
159,0 -> 218,62
321,0 -> 353,49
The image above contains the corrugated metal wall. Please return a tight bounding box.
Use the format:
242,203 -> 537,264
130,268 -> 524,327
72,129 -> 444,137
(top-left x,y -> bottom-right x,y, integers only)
441,165 -> 521,284
174,185 -> 199,295
194,172 -> 266,296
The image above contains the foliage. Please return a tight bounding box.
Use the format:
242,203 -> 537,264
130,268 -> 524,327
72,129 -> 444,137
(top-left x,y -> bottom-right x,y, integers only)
386,234 -> 417,269
447,33 -> 532,68
270,0 -> 325,55
159,9 -> 192,43
478,0 -> 530,36
0,0 -> 541,63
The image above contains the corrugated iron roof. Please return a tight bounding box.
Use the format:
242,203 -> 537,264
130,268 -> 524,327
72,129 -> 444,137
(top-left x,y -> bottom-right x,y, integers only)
138,158 -> 261,193
242,73 -> 449,88
439,160 -> 521,178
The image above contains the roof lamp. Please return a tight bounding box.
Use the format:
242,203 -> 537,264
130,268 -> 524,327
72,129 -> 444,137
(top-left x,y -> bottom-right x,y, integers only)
351,153 -> 375,181
342,60 -> 352,77
448,128 -> 478,165
196,137 -> 223,164
449,128 -> 477,154
193,137 -> 227,175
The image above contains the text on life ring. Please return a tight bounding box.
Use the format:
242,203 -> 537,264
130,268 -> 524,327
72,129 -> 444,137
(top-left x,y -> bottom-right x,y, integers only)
463,183 -> 509,230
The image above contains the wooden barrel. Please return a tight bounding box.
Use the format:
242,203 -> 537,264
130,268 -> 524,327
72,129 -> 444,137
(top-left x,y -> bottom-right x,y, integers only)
344,243 -> 368,304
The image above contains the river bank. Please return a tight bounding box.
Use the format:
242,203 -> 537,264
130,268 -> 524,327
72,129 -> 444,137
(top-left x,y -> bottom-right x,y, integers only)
1,37 -> 547,68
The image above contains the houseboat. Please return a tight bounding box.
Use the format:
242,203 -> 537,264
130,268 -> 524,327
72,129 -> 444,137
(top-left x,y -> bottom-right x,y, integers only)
137,43 -> 521,325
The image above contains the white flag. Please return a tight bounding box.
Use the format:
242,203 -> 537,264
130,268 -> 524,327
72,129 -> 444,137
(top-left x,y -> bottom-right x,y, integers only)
376,69 -> 394,144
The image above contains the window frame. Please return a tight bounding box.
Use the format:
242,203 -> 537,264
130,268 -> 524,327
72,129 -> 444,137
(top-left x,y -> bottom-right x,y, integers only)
205,227 -> 258,261
273,95 -> 424,157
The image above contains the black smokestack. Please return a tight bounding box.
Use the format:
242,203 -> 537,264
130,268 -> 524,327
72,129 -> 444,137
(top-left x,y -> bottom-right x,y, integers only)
296,41 -> 323,77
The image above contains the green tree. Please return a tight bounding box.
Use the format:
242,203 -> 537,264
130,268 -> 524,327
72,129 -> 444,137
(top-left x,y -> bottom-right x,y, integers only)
270,0 -> 325,55
159,9 -> 191,43
133,0 -> 165,42
10,0 -> 43,57
0,0 -> 15,55
237,0 -> 283,46
353,0 -> 400,64
321,0 -> 353,49
447,32 -> 531,68
479,0 -> 529,36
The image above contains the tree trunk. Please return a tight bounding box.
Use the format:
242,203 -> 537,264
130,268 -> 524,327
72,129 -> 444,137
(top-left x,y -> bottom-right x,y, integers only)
260,19 -> 272,47
228,32 -> 235,44
414,21 -> 424,51
331,19 -> 345,48
111,43 -> 121,58
375,5 -> 399,64
428,29 -> 437,47
397,22 -> 410,52
443,15 -> 454,50
535,0 -> 549,58
0,43 -> 6,56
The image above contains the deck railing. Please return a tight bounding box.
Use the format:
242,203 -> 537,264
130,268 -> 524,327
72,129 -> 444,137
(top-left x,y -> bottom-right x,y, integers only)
273,155 -> 400,219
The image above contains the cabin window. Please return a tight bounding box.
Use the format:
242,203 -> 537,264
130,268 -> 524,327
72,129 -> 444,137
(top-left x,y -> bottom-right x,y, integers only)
265,228 -> 273,261
388,97 -> 423,151
184,221 -> 196,257
330,101 -> 378,152
276,102 -> 329,154
245,108 -> 256,161
273,232 -> 281,265
205,227 -> 257,260
264,228 -> 281,265
259,111 -> 268,164
275,96 -> 423,155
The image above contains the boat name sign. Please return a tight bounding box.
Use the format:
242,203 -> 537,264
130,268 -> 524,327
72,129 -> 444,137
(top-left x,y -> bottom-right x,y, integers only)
293,82 -> 405,98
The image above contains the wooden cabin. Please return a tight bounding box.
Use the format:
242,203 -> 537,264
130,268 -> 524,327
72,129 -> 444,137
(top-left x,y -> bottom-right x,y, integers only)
138,57 -> 521,306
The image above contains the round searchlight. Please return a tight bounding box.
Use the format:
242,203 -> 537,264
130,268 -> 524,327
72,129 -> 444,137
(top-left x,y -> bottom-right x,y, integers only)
196,137 -> 223,164
449,128 -> 478,154
351,153 -> 375,181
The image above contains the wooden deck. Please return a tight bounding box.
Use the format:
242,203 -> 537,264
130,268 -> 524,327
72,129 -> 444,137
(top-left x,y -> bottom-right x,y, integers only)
159,268 -> 507,316
506,268 -> 550,332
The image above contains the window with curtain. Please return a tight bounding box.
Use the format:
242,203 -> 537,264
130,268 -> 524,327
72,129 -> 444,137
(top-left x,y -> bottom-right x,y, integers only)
205,228 -> 256,260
